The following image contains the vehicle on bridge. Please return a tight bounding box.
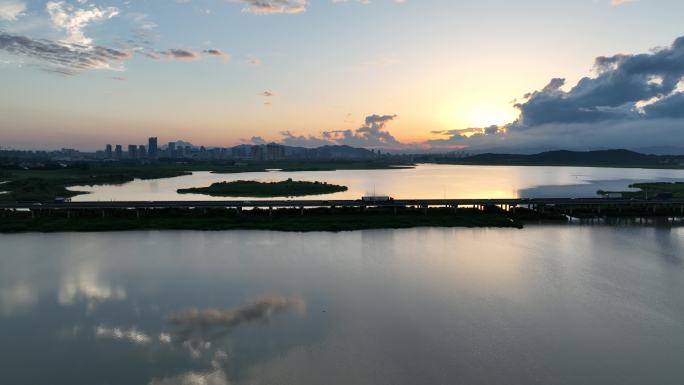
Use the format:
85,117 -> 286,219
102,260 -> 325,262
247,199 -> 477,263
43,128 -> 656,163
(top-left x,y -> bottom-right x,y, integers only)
361,196 -> 394,203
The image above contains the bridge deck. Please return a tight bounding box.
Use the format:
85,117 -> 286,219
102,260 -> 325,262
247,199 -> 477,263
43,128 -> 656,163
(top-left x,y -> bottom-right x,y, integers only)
2,198 -> 684,210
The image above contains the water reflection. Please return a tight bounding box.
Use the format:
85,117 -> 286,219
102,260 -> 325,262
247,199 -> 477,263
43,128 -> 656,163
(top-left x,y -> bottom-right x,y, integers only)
1,228 -> 684,384
69,164 -> 684,201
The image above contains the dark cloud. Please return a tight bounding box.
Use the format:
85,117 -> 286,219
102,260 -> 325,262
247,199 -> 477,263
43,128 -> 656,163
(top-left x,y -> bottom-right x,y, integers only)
511,35 -> 684,128
250,136 -> 267,144
643,91 -> 684,118
0,31 -> 130,75
429,35 -> 684,152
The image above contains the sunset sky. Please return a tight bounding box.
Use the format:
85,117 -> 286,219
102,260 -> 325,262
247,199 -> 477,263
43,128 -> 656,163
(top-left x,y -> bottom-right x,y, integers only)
1,0 -> 684,151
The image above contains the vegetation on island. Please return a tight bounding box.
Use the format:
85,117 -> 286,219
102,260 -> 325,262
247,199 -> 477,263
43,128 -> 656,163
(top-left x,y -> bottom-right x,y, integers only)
598,182 -> 684,199
178,179 -> 348,197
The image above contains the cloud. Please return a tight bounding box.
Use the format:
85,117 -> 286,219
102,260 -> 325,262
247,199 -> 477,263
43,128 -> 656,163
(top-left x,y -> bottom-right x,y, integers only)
250,136 -> 267,144
0,31 -> 131,74
166,296 -> 305,332
279,131 -> 333,147
268,114 -> 405,149
203,48 -> 228,59
332,0 -> 407,4
511,35 -> 684,128
239,0 -> 308,14
0,283 -> 37,317
322,114 -> 402,147
611,0 -> 636,5
0,0 -> 25,21
431,34 -> 684,152
147,369 -> 230,385
46,1 -> 119,46
159,48 -> 201,60
245,54 -> 261,65
95,325 -> 153,345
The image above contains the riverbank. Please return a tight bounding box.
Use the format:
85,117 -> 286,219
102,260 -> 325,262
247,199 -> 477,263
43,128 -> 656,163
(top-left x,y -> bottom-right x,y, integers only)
0,207 -> 569,233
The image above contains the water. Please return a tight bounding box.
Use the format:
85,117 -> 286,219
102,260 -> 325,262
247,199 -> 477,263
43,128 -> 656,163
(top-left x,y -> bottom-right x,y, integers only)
1,226 -> 684,384
69,164 -> 684,201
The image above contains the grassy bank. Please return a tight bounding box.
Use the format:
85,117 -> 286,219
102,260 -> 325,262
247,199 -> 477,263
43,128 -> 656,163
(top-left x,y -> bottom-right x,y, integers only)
178,179 -> 347,197
0,206 -> 559,233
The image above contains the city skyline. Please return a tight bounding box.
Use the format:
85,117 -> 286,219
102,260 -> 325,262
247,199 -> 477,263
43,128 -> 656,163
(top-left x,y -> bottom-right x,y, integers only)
1,0 -> 684,152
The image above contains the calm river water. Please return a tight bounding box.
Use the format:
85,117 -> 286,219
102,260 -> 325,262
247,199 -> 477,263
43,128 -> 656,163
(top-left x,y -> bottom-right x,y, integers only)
69,164 -> 684,201
1,226 -> 684,385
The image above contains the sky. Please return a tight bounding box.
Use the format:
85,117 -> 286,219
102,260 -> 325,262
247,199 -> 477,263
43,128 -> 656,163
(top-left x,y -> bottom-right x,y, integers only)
1,0 -> 684,152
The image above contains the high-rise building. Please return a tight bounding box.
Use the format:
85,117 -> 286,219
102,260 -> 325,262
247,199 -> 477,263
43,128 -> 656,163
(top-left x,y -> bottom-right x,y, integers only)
138,145 -> 147,158
128,145 -> 138,159
266,143 -> 285,160
168,142 -> 176,158
114,145 -> 123,159
105,144 -> 112,158
251,145 -> 264,161
148,137 -> 158,158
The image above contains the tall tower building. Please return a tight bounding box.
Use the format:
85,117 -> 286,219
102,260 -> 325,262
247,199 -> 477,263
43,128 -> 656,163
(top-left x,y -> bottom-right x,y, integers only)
168,142 -> 176,158
138,145 -> 147,158
148,137 -> 158,158
128,145 -> 138,159
105,144 -> 113,158
114,145 -> 123,159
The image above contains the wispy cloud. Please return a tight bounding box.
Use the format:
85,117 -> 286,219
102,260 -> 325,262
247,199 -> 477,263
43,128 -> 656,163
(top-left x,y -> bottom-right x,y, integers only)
0,0 -> 25,21
0,31 -> 131,74
158,48 -> 201,60
611,0 -> 636,6
239,0 -> 308,14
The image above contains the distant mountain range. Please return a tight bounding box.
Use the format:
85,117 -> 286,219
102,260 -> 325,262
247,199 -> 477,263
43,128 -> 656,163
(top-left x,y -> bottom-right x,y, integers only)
442,149 -> 684,168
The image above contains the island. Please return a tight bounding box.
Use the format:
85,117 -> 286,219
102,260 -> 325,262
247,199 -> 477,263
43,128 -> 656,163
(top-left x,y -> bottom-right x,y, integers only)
177,179 -> 348,197
598,182 -> 684,199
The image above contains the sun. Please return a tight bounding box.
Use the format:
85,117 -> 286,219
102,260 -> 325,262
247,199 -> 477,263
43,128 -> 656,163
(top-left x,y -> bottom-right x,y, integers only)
468,106 -> 513,128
